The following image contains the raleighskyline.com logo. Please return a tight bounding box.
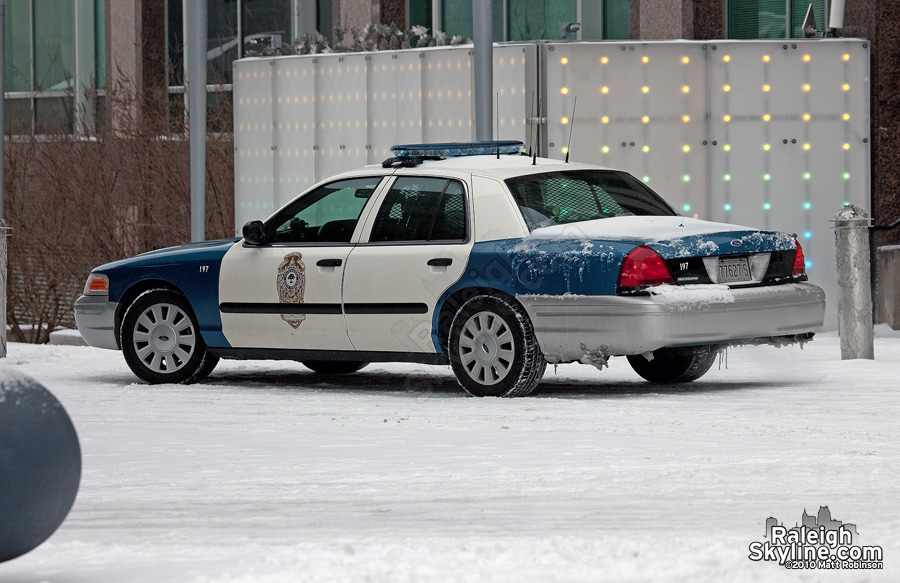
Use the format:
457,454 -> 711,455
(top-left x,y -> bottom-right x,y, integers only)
748,506 -> 883,570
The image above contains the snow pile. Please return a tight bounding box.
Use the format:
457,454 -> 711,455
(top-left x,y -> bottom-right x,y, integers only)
647,283 -> 735,306
528,215 -> 756,242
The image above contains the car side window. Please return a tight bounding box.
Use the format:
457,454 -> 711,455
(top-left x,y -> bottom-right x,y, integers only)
269,177 -> 380,244
369,177 -> 467,243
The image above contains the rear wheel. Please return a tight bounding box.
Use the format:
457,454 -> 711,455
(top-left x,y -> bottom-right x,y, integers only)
449,295 -> 546,397
121,289 -> 219,384
302,361 -> 368,374
627,346 -> 718,383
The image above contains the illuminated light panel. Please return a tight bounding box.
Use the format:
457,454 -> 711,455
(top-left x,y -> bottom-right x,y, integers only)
763,55 -> 771,62
602,146 -> 610,153
561,87 -> 569,95
642,56 -> 649,64
763,202 -> 772,210
643,145 -> 650,153
724,203 -> 732,210
723,84 -> 731,92
723,55 -> 731,62
682,56 -> 690,64
682,175 -> 691,183
643,176 -> 650,182
803,143 -> 811,151
803,54 -> 811,62
642,86 -> 650,93
843,53 -> 851,61
843,113 -> 851,121
723,115 -> 731,122
723,144 -> 731,152
804,231 -> 812,239
642,115 -> 651,123
843,143 -> 851,150
561,147 -> 569,154
803,113 -> 811,121
601,116 -> 610,124
762,114 -> 771,122
763,144 -> 771,151
843,172 -> 851,180
843,83 -> 851,91
562,117 -> 569,124
803,84 -> 811,92
601,56 -> 609,64
601,86 -> 609,94
561,57 -> 568,64
804,172 -> 812,180
805,260 -> 813,269
682,145 -> 690,153
682,85 -> 690,93
724,175 -> 731,182
682,115 -> 690,123
763,84 -> 771,92
763,173 -> 772,181
683,203 -> 691,211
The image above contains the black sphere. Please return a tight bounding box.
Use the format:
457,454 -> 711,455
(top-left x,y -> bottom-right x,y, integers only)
0,371 -> 81,563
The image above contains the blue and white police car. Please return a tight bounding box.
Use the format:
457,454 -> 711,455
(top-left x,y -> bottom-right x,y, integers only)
75,141 -> 826,397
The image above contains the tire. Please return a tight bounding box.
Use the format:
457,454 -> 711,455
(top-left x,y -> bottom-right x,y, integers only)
626,346 -> 718,384
302,361 -> 368,374
120,289 -> 219,384
448,295 -> 546,397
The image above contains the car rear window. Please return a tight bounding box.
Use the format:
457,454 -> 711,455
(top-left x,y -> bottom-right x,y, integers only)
504,170 -> 676,230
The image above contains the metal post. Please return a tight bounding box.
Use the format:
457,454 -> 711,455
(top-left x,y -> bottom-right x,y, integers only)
833,204 -> 874,359
472,0 -> 492,142
1,0 -> 6,221
188,0 -> 207,242
1,222 -> 10,359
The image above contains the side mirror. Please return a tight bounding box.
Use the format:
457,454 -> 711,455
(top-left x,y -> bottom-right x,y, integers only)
241,220 -> 266,245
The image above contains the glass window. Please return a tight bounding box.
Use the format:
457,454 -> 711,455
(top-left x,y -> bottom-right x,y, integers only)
505,170 -> 676,230
94,0 -> 105,88
441,0 -> 504,42
269,177 -> 382,244
34,0 -> 75,91
728,0 -> 828,39
6,0 -> 32,92
603,0 -> 630,40
369,177 -> 468,243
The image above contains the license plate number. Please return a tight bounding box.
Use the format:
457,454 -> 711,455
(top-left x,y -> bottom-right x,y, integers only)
718,257 -> 751,283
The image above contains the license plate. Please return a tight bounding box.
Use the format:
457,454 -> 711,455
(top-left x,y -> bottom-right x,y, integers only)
718,257 -> 751,283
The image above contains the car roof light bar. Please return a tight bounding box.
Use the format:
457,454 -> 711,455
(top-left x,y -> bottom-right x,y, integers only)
390,141 -> 525,159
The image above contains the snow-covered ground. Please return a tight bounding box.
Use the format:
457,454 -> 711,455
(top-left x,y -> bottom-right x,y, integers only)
1,330 -> 898,582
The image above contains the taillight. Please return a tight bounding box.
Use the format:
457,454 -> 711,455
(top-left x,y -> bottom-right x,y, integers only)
618,246 -> 675,292
792,239 -> 807,278
84,273 -> 109,295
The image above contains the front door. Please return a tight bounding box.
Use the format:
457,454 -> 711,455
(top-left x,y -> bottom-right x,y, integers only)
219,176 -> 384,351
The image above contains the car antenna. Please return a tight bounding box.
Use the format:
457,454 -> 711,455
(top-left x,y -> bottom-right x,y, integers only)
565,97 -> 577,164
527,90 -> 536,157
496,93 -> 501,159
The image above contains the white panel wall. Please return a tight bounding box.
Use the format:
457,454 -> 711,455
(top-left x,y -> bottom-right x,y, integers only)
234,40 -> 869,328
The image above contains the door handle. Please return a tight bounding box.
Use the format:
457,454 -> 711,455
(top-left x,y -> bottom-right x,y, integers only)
317,258 -> 343,267
427,258 -> 452,267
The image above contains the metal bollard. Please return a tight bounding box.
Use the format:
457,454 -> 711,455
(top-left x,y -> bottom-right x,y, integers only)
832,205 -> 874,359
0,220 -> 9,359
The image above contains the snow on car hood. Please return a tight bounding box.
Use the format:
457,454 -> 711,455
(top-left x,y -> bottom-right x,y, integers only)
526,215 -> 796,259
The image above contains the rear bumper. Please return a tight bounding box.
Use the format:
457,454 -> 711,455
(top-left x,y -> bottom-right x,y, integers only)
518,282 -> 826,363
74,295 -> 119,350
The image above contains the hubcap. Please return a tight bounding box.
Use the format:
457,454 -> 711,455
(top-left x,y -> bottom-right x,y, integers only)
458,310 -> 515,385
132,303 -> 196,374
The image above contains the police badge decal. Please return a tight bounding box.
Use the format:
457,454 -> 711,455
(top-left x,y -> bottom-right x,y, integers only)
276,252 -> 306,328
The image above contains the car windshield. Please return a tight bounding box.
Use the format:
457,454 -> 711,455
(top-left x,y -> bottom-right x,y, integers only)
505,170 -> 677,230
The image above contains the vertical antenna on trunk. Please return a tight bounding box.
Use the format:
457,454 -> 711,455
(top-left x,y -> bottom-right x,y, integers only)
565,97 -> 577,164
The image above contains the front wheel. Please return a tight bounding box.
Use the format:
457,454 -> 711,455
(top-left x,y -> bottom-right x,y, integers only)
626,346 -> 718,383
120,289 -> 219,384
449,295 -> 546,397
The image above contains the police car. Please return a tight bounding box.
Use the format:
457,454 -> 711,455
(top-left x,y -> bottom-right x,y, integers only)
75,141 -> 826,397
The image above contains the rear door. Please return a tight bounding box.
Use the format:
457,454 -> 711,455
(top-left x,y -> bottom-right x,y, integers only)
342,175 -> 473,353
219,176 -> 385,350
